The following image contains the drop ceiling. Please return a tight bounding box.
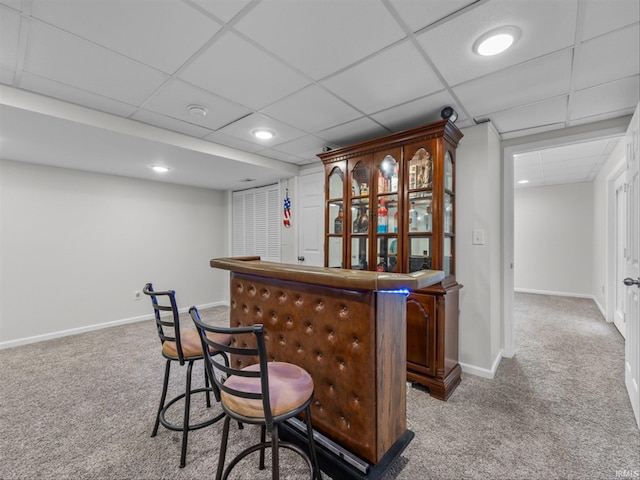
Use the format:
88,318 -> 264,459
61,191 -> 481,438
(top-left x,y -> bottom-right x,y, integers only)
0,0 -> 638,190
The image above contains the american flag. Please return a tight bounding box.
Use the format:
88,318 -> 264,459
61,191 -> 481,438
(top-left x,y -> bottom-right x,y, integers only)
283,193 -> 291,227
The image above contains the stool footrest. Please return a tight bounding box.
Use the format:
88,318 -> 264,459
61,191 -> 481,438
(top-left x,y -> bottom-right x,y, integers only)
159,387 -> 224,432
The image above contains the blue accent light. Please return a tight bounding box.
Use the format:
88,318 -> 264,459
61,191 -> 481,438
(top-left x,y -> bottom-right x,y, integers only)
377,288 -> 410,295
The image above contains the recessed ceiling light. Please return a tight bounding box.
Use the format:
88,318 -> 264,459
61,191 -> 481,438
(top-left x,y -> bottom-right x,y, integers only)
518,179 -> 529,184
151,165 -> 170,173
473,26 -> 521,56
187,105 -> 207,118
252,129 -> 275,140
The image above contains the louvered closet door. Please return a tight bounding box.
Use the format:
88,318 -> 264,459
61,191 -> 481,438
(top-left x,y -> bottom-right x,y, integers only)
232,184 -> 281,262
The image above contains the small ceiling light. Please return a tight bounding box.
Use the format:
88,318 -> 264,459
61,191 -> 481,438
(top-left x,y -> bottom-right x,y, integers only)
441,106 -> 458,123
517,179 -> 529,184
151,165 -> 170,173
188,105 -> 207,118
473,26 -> 521,56
252,129 -> 275,140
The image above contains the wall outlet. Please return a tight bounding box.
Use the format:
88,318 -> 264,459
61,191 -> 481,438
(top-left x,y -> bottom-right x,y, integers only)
133,290 -> 142,301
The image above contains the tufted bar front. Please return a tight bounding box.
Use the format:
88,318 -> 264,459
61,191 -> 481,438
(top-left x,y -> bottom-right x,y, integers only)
210,257 -> 444,467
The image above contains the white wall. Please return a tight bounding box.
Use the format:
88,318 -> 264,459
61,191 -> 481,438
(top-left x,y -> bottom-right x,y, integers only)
0,159 -> 229,347
456,122 -> 503,377
514,182 -> 594,297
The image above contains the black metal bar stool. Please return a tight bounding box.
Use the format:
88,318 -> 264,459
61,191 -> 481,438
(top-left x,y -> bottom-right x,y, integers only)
190,306 -> 322,480
143,283 -> 230,468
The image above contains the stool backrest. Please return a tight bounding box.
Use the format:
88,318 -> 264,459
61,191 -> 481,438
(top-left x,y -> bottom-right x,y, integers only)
143,283 -> 186,364
189,307 -> 275,430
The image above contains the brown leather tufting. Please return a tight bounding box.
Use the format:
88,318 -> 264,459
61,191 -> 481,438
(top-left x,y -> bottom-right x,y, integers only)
221,362 -> 314,418
162,328 -> 231,359
229,272 -> 381,463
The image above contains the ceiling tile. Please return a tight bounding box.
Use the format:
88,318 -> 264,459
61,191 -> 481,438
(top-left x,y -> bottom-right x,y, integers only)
23,22 -> 168,105
30,0 -> 221,74
272,135 -> 335,163
317,117 -> 390,147
417,0 -> 578,85
321,41 -> 444,115
582,0 -> 640,40
489,96 -> 568,136
454,49 -> 573,118
233,0 -> 406,80
141,79 -> 251,131
216,113 -> 306,148
500,122 -> 565,140
0,65 -> 15,84
574,24 -> 640,90
0,6 -> 21,70
261,85 -> 361,133
131,108 -> 213,138
371,90 -> 460,132
256,147 -> 305,165
388,0 -> 476,33
190,0 -> 253,23
203,130 -> 263,153
539,139 -> 610,161
571,75 -> 640,120
178,31 -> 310,110
19,72 -> 139,117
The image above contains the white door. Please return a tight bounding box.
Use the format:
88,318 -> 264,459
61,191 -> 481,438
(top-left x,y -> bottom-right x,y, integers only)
624,104 -> 639,428
297,171 -> 324,266
615,171 -> 627,338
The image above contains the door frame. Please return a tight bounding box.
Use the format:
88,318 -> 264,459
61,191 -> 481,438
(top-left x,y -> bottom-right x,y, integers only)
607,161 -> 628,330
502,118 -> 630,358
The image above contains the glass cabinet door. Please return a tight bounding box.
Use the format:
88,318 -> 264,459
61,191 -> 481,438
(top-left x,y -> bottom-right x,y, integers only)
349,160 -> 370,270
327,165 -> 345,268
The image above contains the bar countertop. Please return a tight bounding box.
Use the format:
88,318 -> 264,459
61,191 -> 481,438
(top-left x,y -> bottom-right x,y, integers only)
210,256 -> 444,291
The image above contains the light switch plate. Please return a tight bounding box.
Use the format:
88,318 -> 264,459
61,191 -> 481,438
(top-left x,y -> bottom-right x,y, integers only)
472,229 -> 485,245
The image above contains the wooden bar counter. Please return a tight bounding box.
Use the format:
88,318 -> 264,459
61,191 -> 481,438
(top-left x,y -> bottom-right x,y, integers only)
211,256 -> 444,479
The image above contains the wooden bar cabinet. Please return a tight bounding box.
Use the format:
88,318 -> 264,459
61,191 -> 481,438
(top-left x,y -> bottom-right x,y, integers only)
318,119 -> 463,400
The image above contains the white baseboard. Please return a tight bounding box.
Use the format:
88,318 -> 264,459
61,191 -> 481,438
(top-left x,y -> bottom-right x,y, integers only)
460,349 -> 503,379
0,301 -> 229,350
514,287 -> 594,299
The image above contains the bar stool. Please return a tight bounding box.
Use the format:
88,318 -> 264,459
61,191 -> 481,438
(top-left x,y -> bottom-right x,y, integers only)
143,283 -> 230,468
190,306 -> 322,480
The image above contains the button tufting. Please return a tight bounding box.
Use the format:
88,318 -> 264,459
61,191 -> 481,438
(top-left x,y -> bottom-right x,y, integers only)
305,323 -> 313,335
242,303 -> 248,313
261,288 -> 270,298
339,305 -> 348,317
286,316 -> 294,327
315,300 -> 324,310
278,291 -> 287,302
295,295 -> 303,305
316,351 -> 322,361
248,285 -> 256,296
270,312 -> 278,324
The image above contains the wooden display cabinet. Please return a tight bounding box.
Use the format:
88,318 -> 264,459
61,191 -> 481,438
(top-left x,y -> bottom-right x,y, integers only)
319,119 -> 463,400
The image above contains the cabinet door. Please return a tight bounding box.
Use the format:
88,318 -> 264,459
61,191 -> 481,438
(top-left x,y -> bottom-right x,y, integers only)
326,163 -> 346,268
404,141 -> 436,273
406,292 -> 436,376
348,156 -> 372,269
374,148 -> 401,272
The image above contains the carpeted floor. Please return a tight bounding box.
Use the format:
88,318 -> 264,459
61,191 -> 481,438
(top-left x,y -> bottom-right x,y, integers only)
0,292 -> 638,479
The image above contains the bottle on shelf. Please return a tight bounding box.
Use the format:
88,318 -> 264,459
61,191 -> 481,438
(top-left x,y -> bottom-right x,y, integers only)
425,204 -> 432,232
377,198 -> 388,233
409,201 -> 418,231
334,206 -> 343,234
393,210 -> 398,232
391,165 -> 398,192
422,250 -> 432,270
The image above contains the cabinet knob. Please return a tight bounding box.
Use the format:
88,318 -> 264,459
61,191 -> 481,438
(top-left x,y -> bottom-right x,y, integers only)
298,256 -> 305,262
